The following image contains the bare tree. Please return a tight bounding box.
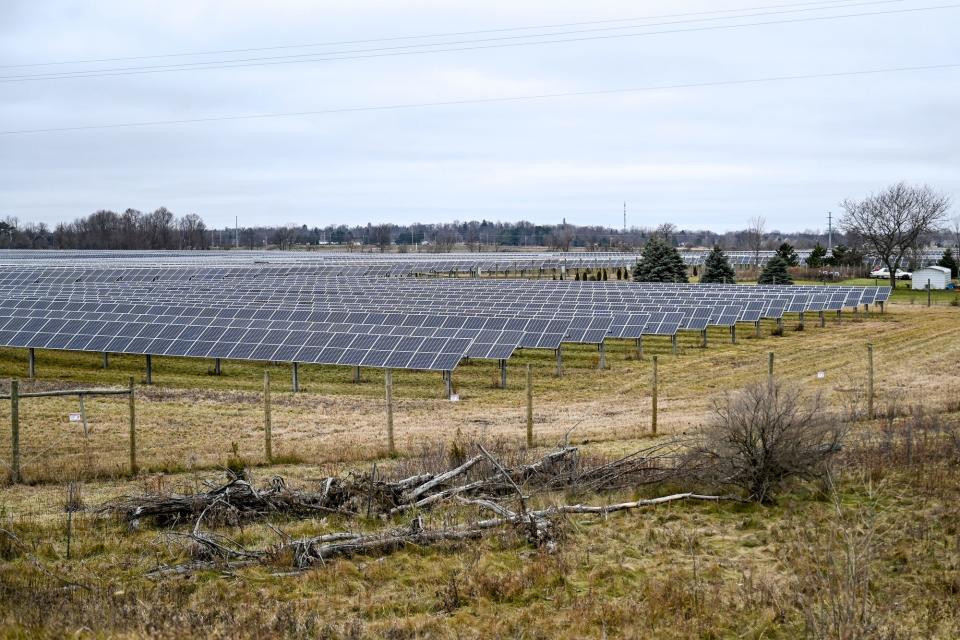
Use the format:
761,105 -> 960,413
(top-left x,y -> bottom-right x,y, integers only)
178,213 -> 207,249
241,227 -> 256,249
746,216 -> 766,268
548,227 -> 574,252
685,380 -> 844,503
146,207 -> 175,249
272,223 -> 297,250
119,209 -> 142,249
464,221 -> 481,252
840,183 -> 951,289
430,225 -> 458,252
373,224 -> 393,252
654,222 -> 677,244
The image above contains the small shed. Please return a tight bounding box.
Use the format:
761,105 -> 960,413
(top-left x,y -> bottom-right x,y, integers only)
911,265 -> 952,290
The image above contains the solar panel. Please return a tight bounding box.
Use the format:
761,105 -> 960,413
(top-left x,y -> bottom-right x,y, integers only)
0,254 -> 887,376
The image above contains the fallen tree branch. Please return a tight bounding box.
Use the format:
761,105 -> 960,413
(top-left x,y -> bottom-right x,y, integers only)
159,492 -> 742,576
103,442 -> 706,532
403,454 -> 483,502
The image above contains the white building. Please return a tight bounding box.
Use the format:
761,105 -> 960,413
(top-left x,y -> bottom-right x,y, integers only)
911,265 -> 952,290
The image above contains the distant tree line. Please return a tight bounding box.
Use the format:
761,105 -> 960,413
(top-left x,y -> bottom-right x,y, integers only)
2,199 -> 956,257
0,208 -> 208,250
222,220 -> 889,253
193,218 -> 960,255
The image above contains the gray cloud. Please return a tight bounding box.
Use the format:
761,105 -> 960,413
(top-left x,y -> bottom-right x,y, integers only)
1,0 -> 958,231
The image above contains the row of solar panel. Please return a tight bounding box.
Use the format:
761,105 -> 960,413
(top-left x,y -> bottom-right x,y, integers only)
0,312 -> 471,370
0,249 -> 937,270
0,279 -> 883,312
0,291 -> 840,326
0,291 -> 841,371
0,268 -> 893,306
30,289 -> 866,336
0,266 -> 888,290
0,262 -> 887,285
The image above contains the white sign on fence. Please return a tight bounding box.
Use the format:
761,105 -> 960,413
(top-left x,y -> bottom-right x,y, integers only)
816,371 -> 826,379
68,413 -> 82,422
449,394 -> 460,402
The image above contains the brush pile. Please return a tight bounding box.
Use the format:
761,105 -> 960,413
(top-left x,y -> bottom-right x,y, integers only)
99,440 -> 737,576
102,442 -> 681,527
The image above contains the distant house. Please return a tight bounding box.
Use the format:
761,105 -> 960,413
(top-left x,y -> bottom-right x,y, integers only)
911,265 -> 952,290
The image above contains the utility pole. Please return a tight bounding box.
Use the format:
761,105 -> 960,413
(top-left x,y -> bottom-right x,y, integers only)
235,216 -> 239,249
623,201 -> 627,233
827,211 -> 833,252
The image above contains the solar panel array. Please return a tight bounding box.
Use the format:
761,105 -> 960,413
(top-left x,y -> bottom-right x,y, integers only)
0,248 -> 943,274
0,253 -> 890,374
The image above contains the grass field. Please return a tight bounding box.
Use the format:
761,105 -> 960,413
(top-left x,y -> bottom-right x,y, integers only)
1,300 -> 959,638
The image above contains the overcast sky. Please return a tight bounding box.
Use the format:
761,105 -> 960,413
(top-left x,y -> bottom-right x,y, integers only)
1,0 -> 958,232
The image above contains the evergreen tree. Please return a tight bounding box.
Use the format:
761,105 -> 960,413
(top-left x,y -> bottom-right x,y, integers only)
938,248 -> 959,278
805,243 -> 828,268
758,256 -> 794,285
775,242 -> 800,267
632,237 -> 689,282
826,244 -> 847,267
700,246 -> 736,284
602,269 -> 608,281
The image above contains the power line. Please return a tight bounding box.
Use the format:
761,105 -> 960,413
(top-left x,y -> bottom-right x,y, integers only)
0,1 -> 925,81
0,0 -> 897,69
4,2 -> 954,83
3,62 -> 956,136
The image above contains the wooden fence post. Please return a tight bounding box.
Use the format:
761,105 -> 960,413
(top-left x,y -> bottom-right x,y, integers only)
867,343 -> 875,420
128,376 -> 138,475
526,364 -> 533,448
28,348 -> 36,379
263,370 -> 272,463
651,356 -> 658,436
10,379 -> 20,483
768,351 -> 774,389
385,368 -> 395,456
78,394 -> 88,439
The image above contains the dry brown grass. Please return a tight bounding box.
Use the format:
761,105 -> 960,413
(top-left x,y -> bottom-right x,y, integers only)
2,455 -> 958,638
